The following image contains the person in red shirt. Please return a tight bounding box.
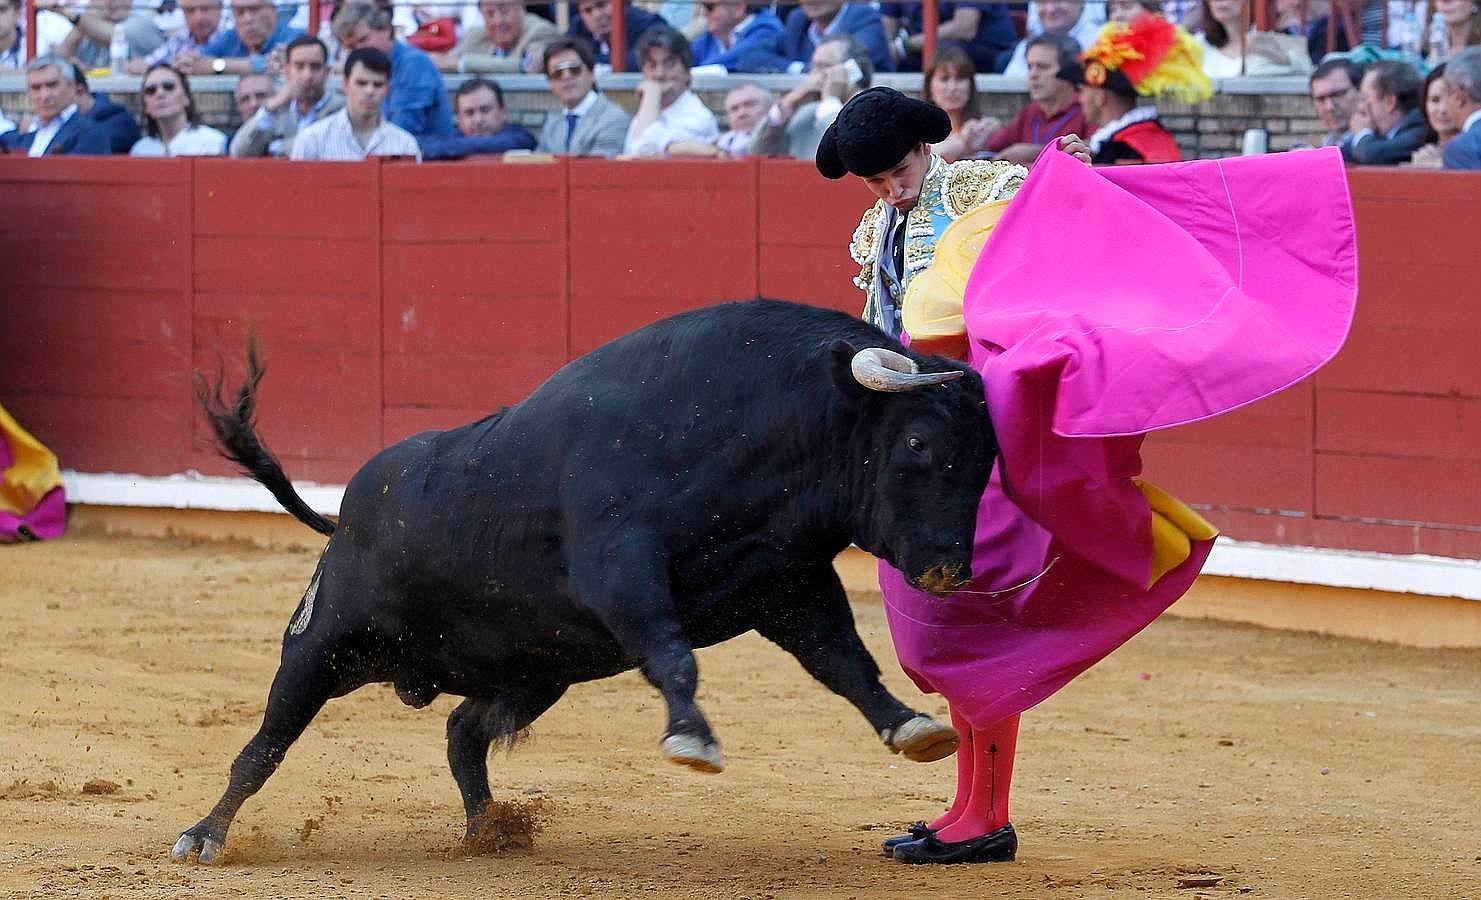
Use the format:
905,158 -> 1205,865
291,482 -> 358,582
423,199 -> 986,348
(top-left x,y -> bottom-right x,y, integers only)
981,33 -> 1088,164
1074,13 -> 1211,164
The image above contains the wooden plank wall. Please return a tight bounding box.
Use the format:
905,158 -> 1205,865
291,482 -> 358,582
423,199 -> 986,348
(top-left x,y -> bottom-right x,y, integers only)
1,158 -> 1477,558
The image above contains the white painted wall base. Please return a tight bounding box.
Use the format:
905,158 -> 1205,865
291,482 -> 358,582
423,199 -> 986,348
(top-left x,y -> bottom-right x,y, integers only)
61,470 -> 1481,602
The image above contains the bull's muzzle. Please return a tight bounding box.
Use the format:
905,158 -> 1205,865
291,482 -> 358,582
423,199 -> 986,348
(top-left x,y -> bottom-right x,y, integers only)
910,563 -> 968,598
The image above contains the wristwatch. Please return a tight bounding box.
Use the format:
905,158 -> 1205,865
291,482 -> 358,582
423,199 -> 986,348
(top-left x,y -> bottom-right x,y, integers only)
211,57 -> 226,74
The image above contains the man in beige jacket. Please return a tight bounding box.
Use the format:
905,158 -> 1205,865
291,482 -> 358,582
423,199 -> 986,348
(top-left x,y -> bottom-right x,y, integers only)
229,35 -> 344,158
433,0 -> 558,74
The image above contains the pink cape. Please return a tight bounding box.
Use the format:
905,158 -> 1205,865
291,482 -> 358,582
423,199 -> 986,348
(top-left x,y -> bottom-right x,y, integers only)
880,148 -> 1357,727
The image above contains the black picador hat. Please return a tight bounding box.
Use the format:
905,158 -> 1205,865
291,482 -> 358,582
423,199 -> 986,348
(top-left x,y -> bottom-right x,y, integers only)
815,86 -> 952,180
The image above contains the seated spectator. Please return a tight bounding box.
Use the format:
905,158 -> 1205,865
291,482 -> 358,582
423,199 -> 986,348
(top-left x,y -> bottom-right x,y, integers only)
1275,0 -> 1354,64
292,46 -> 422,159
333,2 -> 454,141
568,0 -> 663,69
535,35 -> 630,156
1,0 -> 23,70
0,54 -> 109,155
234,72 -> 274,122
41,0 -> 164,71
1075,14 -> 1210,163
718,81 -> 770,154
749,35 -> 870,158
1441,45 -> 1481,168
880,0 -> 1017,73
1107,0 -> 1163,22
623,26 -> 717,156
749,0 -> 894,74
185,0 -> 301,76
435,0 -> 558,74
1428,0 -> 1481,65
690,0 -> 783,72
1002,0 -> 1102,75
420,77 -> 537,159
664,81 -> 774,157
981,34 -> 1088,163
922,46 -> 991,160
1411,62 -> 1460,166
1196,0 -> 1311,78
1308,56 -> 1361,157
71,62 -> 140,152
230,34 -> 343,157
1349,58 -> 1425,165
130,63 -> 228,155
129,0 -> 229,74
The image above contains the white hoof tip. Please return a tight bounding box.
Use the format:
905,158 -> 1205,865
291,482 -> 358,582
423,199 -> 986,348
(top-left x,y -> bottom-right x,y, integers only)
661,734 -> 725,774
171,832 -> 223,864
890,716 -> 961,763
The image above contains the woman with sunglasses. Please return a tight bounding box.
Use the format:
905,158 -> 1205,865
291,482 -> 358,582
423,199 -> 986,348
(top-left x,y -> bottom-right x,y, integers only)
129,63 -> 228,157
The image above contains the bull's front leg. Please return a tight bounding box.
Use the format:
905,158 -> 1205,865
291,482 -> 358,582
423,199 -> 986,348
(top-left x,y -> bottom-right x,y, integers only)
756,568 -> 960,763
568,535 -> 724,773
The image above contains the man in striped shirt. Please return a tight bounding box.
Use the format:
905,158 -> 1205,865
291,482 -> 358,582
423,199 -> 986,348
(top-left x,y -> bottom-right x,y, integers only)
291,47 -> 421,161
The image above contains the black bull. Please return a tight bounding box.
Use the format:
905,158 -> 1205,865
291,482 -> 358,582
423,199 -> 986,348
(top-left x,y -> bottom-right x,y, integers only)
172,300 -> 998,863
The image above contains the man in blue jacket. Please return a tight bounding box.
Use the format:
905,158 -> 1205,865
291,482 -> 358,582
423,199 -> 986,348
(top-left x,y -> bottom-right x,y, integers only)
568,0 -> 663,69
747,0 -> 893,74
0,56 -> 110,155
690,0 -> 784,72
333,2 -> 455,142
420,77 -> 538,160
72,64 -> 141,153
1442,47 -> 1481,170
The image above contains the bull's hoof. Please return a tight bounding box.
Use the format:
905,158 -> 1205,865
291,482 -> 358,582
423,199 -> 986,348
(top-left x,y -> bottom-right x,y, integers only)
883,715 -> 960,763
170,821 -> 227,864
660,733 -> 725,774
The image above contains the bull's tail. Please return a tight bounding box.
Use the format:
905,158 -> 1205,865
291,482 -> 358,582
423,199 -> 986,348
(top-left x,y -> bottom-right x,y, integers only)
194,333 -> 336,537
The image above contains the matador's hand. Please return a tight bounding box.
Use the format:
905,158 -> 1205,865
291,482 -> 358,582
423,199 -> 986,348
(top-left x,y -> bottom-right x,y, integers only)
1057,133 -> 1092,165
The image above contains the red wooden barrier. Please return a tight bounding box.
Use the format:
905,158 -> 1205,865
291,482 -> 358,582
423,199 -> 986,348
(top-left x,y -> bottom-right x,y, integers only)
1,159 -> 1478,558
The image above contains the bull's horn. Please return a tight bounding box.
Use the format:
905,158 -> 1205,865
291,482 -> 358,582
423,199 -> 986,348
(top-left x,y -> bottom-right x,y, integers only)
851,347 -> 965,393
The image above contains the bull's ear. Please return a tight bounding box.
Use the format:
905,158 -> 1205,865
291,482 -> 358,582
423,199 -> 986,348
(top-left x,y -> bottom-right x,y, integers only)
826,339 -> 869,401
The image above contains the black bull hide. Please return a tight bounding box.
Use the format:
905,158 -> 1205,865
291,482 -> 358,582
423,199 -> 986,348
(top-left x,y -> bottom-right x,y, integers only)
173,299 -> 998,863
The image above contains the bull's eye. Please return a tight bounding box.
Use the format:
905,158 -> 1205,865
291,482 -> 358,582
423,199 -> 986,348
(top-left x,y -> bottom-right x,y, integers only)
907,436 -> 926,454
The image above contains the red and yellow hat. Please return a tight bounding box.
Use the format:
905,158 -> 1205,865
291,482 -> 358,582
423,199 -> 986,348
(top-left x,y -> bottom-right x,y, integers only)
1079,14 -> 1213,103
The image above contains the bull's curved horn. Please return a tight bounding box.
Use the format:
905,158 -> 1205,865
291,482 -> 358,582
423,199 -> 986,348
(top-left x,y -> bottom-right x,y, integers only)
851,348 -> 965,393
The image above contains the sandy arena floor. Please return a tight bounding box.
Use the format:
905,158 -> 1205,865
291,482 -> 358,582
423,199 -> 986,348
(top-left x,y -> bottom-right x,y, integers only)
1,529 -> 1478,899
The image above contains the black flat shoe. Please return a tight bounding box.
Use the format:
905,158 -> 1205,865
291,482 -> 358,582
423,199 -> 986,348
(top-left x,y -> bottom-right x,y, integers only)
891,823 -> 1017,864
879,821 -> 934,855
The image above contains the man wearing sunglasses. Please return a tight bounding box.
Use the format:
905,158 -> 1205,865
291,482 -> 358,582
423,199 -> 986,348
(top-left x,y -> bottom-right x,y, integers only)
535,36 -> 630,157
0,55 -> 109,155
690,0 -> 783,72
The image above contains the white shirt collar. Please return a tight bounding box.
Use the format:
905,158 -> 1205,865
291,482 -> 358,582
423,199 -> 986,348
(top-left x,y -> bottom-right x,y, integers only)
567,90 -> 599,116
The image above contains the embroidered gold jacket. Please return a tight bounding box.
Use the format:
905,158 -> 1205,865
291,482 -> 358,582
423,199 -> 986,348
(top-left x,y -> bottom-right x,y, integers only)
851,155 -> 1029,332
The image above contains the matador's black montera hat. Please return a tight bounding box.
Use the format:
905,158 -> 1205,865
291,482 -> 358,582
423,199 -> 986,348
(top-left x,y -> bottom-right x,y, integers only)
815,87 -> 952,180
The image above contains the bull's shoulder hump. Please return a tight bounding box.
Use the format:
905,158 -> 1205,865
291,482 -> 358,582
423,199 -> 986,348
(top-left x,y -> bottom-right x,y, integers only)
941,159 -> 1030,219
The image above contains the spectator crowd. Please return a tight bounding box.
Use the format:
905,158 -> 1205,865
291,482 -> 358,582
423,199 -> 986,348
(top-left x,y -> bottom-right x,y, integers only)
0,0 -> 1478,167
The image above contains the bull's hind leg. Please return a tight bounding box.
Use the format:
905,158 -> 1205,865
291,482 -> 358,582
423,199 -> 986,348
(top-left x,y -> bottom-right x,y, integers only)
446,681 -> 567,841
755,568 -> 959,762
171,655 -> 339,862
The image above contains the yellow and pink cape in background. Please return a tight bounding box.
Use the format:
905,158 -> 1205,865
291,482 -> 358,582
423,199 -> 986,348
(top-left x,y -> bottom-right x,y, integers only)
1,404 -> 65,542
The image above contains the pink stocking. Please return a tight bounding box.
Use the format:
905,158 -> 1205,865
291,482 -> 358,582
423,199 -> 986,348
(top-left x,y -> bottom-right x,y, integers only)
933,714 -> 1019,842
927,706 -> 975,830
